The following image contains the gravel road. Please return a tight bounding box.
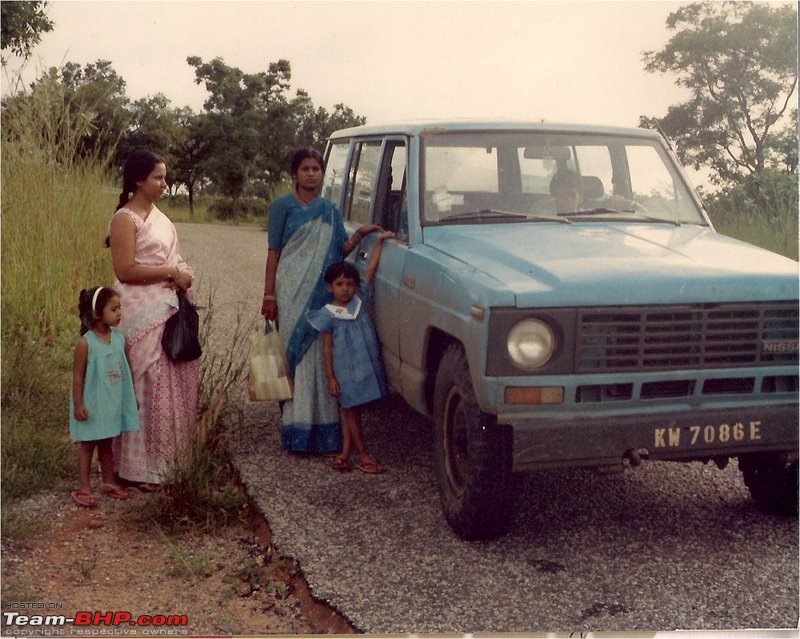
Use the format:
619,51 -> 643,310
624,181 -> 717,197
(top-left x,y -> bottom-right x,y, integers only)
178,222 -> 799,636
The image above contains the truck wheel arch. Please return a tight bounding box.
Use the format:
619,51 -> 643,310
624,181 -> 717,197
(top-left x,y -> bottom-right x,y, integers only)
424,327 -> 460,415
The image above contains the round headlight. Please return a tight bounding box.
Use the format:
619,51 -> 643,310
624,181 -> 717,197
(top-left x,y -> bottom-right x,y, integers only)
507,319 -> 555,370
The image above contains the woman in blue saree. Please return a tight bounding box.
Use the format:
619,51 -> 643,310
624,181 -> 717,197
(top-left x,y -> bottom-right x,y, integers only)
261,149 -> 380,453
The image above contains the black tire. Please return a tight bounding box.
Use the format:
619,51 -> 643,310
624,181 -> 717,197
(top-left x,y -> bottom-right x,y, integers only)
432,344 -> 515,540
739,453 -> 799,515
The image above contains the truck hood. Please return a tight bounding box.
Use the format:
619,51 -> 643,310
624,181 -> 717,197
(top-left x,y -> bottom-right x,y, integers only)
423,223 -> 799,307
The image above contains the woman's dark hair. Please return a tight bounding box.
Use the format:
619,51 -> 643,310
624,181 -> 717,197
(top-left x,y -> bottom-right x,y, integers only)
324,261 -> 360,286
290,148 -> 324,177
105,149 -> 165,247
77,287 -> 119,335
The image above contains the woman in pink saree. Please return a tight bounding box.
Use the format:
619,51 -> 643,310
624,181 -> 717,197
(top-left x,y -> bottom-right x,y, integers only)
108,150 -> 199,490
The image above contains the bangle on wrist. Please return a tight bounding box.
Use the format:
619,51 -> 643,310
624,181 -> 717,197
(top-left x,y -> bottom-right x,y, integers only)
263,294 -> 276,300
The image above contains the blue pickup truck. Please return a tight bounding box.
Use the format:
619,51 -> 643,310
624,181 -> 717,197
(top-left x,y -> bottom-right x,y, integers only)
322,121 -> 799,539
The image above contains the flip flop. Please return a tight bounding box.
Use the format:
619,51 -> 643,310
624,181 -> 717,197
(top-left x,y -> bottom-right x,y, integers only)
99,483 -> 130,500
355,460 -> 384,475
330,457 -> 352,472
134,483 -> 161,493
71,490 -> 97,508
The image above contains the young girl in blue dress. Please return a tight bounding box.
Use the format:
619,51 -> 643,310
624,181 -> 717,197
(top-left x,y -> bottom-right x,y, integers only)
308,231 -> 395,474
70,287 -> 140,507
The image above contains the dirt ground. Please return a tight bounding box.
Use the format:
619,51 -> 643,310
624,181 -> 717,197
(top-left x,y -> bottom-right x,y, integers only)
1,481 -> 355,637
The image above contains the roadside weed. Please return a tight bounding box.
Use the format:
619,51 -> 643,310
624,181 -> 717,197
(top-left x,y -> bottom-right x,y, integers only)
135,292 -> 252,533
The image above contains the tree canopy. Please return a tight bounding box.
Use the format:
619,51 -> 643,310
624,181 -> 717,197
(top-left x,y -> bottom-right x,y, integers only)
641,1 -> 797,187
1,0 -> 53,63
3,53 -> 366,215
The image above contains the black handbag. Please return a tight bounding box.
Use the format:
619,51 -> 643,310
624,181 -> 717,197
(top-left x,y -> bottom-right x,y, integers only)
161,290 -> 202,362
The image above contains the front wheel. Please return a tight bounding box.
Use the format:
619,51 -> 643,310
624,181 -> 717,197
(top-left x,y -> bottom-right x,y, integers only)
433,344 -> 515,540
739,453 -> 798,515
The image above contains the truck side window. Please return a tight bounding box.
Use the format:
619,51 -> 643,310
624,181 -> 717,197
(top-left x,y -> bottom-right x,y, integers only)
374,142 -> 408,240
322,141 -> 350,207
347,141 -> 382,225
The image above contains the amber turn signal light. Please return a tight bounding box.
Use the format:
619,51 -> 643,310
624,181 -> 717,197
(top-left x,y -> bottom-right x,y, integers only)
504,386 -> 564,405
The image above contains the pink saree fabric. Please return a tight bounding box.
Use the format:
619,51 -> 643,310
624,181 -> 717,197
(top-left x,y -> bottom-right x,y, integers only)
112,206 -> 200,484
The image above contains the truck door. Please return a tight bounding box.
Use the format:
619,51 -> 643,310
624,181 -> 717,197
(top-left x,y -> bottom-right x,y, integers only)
339,138 -> 409,393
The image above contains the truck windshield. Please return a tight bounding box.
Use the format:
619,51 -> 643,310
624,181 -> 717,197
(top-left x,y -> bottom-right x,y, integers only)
421,131 -> 706,226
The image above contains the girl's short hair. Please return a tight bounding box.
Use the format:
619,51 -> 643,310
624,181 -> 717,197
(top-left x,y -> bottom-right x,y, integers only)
324,261 -> 360,286
291,148 -> 324,176
77,286 -> 119,335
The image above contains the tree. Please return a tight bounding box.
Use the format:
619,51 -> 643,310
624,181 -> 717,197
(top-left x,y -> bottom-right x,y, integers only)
188,56 -> 293,211
641,2 -> 797,189
171,111 -> 208,217
46,60 -> 131,162
118,94 -> 189,179
186,55 -> 367,210
3,60 -> 130,165
1,0 -> 53,63
291,90 -> 367,152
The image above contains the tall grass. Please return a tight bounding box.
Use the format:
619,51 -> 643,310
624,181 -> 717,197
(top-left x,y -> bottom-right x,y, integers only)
2,74 -> 116,499
705,173 -> 799,261
2,84 -> 115,341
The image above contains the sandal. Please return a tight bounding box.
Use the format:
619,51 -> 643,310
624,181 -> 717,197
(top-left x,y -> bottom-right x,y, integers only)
71,490 -> 97,508
355,459 -> 384,475
135,483 -> 161,493
330,457 -> 352,472
99,483 -> 130,500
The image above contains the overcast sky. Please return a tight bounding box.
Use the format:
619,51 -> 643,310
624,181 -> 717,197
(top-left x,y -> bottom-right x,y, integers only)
4,0 -> 704,129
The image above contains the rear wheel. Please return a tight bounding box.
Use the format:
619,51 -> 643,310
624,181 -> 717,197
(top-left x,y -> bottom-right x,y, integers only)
433,344 -> 515,539
739,453 -> 798,515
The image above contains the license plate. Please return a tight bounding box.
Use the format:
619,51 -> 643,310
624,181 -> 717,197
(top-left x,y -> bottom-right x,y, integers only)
653,420 -> 764,449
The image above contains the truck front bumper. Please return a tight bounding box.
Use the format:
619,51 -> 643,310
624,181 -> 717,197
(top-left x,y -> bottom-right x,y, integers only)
509,404 -> 799,472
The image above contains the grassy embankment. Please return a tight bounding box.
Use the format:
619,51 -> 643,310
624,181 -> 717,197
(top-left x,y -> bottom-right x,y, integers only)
2,78 -> 250,535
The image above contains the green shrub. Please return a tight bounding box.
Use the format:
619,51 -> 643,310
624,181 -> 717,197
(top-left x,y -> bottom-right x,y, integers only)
159,194 -> 215,223
166,192 -> 190,208
209,197 -> 269,221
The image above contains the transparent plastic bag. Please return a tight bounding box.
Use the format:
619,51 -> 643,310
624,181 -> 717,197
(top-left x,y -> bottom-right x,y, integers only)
248,321 -> 293,401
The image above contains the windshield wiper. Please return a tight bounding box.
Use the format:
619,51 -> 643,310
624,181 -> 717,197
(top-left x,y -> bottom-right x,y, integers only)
629,212 -> 682,226
558,208 -> 681,226
443,209 -> 527,221
441,209 -> 571,224
557,207 -> 621,216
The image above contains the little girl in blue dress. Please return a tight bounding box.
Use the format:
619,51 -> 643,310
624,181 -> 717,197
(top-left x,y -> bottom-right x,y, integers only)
307,231 -> 395,473
70,286 -> 140,507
